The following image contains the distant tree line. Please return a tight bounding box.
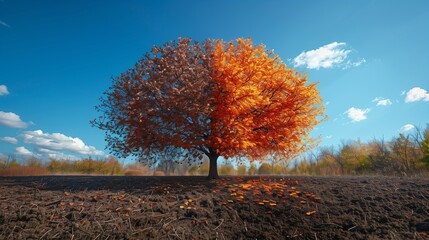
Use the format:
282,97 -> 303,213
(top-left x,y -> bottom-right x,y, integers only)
292,125 -> 429,176
0,156 -> 124,176
1,125 -> 428,177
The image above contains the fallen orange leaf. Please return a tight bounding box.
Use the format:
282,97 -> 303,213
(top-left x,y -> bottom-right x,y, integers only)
306,211 -> 316,216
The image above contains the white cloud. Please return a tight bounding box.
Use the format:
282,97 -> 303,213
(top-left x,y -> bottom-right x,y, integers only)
345,107 -> 370,122
293,42 -> 365,70
0,136 -> 18,144
0,111 -> 28,128
372,97 -> 392,106
325,135 -> 332,139
342,58 -> 366,70
36,148 -> 57,154
400,124 -> 415,132
22,130 -> 104,156
47,153 -> 79,160
15,146 -> 34,156
36,148 -> 79,160
0,20 -> 10,28
0,85 -> 9,96
405,87 -> 429,103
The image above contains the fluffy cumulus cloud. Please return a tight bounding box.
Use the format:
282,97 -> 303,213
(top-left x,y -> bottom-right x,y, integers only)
400,124 -> 415,132
0,111 -> 28,128
405,87 -> 429,103
372,97 -> 392,106
0,85 -> 9,96
345,107 -> 370,122
15,146 -> 34,156
0,136 -> 18,144
22,130 -> 104,156
293,42 -> 365,70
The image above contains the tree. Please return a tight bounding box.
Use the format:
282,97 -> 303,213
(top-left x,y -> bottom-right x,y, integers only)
156,159 -> 176,176
92,38 -> 325,179
391,134 -> 415,174
258,163 -> 272,175
105,156 -> 123,175
315,147 -> 340,175
26,156 -> 42,167
47,159 -> 62,173
237,165 -> 247,175
420,126 -> 429,169
367,139 -> 396,175
248,163 -> 257,175
219,163 -> 235,175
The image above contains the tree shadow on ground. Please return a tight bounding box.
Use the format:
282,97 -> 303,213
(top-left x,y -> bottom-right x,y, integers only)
0,176 -> 221,191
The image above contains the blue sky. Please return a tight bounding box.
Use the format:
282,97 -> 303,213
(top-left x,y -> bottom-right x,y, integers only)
1,0 -> 428,163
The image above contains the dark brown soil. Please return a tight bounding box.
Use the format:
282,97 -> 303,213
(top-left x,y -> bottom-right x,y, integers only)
0,176 -> 428,239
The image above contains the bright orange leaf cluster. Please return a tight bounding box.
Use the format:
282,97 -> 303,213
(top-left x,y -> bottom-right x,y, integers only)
210,39 -> 324,159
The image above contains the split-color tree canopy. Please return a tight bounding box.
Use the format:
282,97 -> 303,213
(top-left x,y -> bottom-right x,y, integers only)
92,38 -> 325,179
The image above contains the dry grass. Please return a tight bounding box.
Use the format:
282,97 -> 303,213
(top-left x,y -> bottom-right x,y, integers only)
153,170 -> 165,176
123,169 -> 151,176
0,166 -> 50,176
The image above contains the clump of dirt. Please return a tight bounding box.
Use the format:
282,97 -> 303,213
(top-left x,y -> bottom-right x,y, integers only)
0,176 -> 428,239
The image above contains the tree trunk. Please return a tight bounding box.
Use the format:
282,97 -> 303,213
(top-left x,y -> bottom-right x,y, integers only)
207,151 -> 219,179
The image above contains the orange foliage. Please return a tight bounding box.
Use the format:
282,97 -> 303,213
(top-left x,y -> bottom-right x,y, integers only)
210,38 -> 325,159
